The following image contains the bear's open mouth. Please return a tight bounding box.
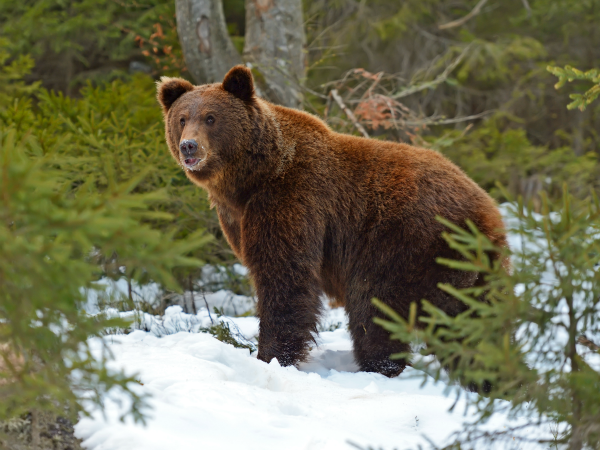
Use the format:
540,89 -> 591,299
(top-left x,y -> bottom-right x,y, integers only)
184,158 -> 200,168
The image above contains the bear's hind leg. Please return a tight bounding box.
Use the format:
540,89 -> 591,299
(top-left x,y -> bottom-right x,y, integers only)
349,311 -> 410,378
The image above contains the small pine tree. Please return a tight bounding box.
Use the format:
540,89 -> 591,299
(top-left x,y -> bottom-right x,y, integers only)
0,38 -> 39,106
0,125 -> 211,425
0,52 -> 212,431
0,65 -> 239,305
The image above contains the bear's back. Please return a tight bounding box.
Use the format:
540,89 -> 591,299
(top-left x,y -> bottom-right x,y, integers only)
269,107 -> 505,252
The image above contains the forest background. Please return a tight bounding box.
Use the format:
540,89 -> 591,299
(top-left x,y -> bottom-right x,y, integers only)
3,0 -> 600,276
1,0 -> 600,449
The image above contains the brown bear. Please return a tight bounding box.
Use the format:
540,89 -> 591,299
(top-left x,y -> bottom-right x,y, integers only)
157,65 -> 508,377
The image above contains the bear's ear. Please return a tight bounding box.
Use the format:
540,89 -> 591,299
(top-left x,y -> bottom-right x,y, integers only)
222,65 -> 255,102
156,77 -> 194,113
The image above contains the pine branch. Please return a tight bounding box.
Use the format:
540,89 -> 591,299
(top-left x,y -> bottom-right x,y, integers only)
547,65 -> 600,111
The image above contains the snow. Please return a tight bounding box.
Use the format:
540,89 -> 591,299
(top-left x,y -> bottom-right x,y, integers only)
74,205 -> 559,449
75,303 -> 549,450
84,278 -> 254,317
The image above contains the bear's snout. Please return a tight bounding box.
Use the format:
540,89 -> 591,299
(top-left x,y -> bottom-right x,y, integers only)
179,139 -> 204,169
180,139 -> 198,157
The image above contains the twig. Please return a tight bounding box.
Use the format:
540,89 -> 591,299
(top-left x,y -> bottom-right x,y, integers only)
439,0 -> 490,30
329,89 -> 370,138
189,275 -> 197,315
295,79 -> 329,100
391,44 -> 473,99
538,437 -> 569,444
324,92 -> 333,119
403,110 -> 494,126
201,290 -> 214,324
363,72 -> 384,99
577,335 -> 599,352
127,277 -> 133,305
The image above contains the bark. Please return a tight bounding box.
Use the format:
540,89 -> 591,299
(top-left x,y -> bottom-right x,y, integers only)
176,0 -> 306,108
244,0 -> 306,108
176,0 -> 243,84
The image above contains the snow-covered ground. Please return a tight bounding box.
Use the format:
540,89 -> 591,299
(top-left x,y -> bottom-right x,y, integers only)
75,302 -> 549,450
74,205 -> 561,449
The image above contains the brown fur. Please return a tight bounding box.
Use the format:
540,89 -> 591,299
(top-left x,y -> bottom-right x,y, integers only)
157,66 -> 508,376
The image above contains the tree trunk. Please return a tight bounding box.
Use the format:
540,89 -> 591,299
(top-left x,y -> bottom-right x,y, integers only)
243,0 -> 306,108
176,0 -> 243,84
176,0 -> 306,108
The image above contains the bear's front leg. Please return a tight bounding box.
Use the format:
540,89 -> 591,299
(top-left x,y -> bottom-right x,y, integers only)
242,199 -> 323,367
254,276 -> 322,366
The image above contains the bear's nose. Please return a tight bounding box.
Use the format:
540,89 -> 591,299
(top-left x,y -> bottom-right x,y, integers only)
179,139 -> 198,157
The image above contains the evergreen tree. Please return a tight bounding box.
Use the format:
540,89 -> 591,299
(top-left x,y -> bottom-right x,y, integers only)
0,33 -> 212,434
0,125 -> 211,423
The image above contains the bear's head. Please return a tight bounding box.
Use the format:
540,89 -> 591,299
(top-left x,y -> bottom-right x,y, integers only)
156,65 -> 259,184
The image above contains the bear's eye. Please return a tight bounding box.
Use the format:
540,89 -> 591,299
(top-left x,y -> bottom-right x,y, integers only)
180,118 -> 185,127
206,115 -> 215,125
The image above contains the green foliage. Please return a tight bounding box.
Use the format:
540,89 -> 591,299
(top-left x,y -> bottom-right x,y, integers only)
0,125 -> 207,423
374,188 -> 600,448
372,0 -> 438,40
0,39 -> 40,107
455,35 -> 546,84
432,117 -> 600,202
548,65 -> 600,111
0,72 -> 234,293
0,0 -> 130,59
0,0 -> 251,91
0,44 -> 226,426
0,0 -> 185,91
200,310 -> 256,353
200,322 -> 256,352
5,0 -> 599,205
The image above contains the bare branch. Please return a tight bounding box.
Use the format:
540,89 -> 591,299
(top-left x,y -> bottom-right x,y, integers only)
202,290 -> 214,324
323,92 -> 333,119
329,89 -> 370,138
189,275 -> 197,315
391,44 -> 472,100
578,335 -> 599,352
403,110 -> 494,126
438,0 -> 490,30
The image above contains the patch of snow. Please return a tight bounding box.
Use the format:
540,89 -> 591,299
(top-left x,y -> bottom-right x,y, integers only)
75,305 -> 549,450
82,279 -> 162,315
195,289 -> 255,317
